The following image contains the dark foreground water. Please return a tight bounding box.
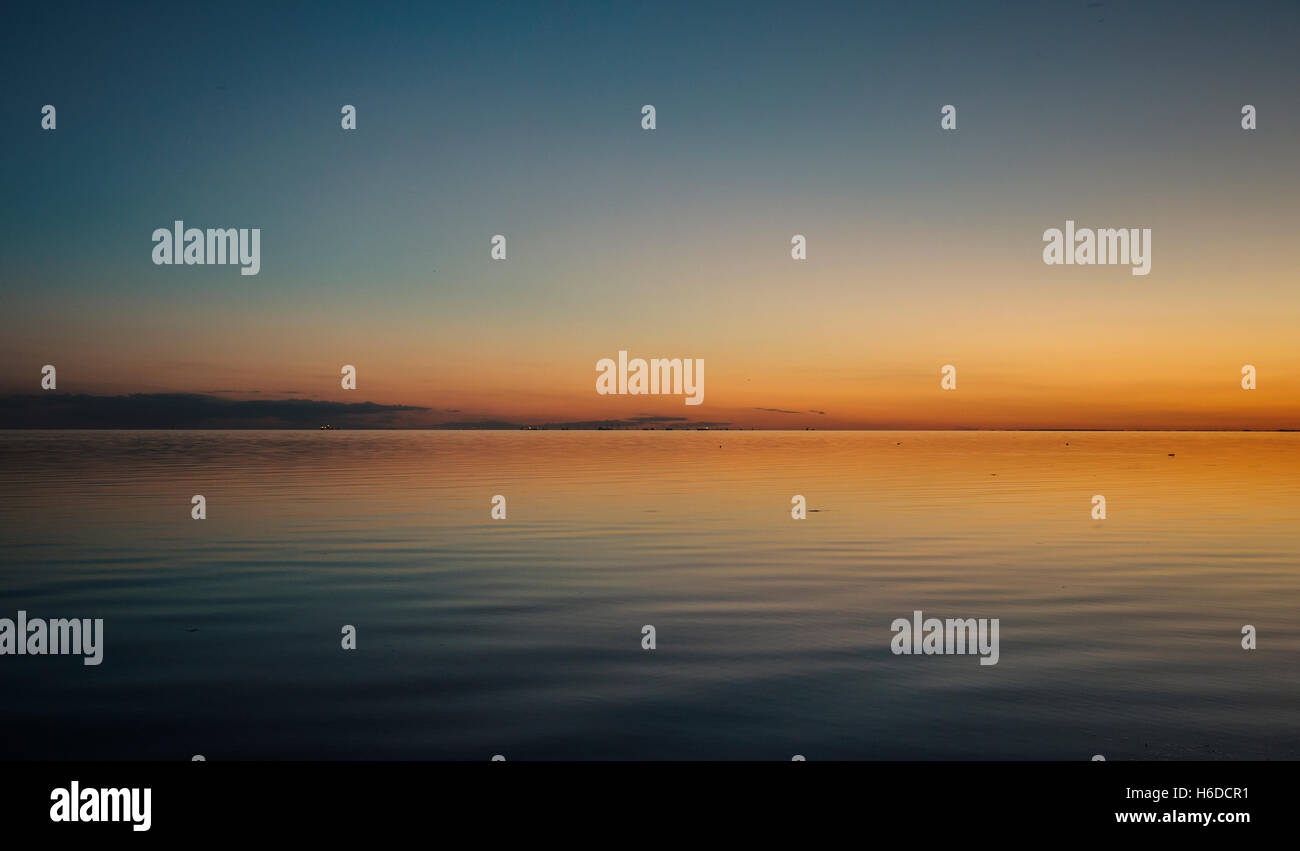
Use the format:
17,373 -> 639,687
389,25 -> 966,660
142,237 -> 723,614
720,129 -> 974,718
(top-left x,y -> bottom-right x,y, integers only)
0,430 -> 1296,759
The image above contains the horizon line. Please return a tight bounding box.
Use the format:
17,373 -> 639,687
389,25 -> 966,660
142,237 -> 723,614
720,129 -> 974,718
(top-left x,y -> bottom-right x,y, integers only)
2,427 -> 1298,433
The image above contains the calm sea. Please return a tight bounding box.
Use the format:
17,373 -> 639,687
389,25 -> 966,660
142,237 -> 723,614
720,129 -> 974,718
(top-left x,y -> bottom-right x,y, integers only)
1,430 -> 1297,760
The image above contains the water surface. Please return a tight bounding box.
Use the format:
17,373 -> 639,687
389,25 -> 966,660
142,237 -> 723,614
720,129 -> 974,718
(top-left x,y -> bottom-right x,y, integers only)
1,430 -> 1296,759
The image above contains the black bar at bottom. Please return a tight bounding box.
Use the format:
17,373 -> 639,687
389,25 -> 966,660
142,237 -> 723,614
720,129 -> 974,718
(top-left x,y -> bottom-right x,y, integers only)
3,761 -> 1279,838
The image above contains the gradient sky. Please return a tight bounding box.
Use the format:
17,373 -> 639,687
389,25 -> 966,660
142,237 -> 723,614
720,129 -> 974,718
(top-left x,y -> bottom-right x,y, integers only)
2,0 -> 1298,428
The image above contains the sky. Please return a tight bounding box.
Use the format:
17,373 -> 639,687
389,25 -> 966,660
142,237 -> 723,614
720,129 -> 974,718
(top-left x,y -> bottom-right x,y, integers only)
2,0 -> 1298,429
